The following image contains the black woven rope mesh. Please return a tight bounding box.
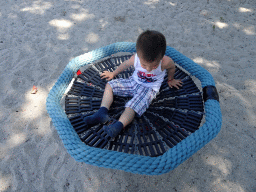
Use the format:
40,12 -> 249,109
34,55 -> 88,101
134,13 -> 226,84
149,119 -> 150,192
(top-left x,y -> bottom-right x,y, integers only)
65,54 -> 204,157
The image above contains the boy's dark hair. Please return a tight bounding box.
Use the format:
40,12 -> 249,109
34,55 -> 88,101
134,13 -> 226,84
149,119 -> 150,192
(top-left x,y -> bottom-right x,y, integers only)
136,30 -> 166,62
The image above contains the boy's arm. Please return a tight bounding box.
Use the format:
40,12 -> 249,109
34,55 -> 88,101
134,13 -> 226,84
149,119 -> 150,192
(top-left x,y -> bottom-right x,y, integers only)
100,55 -> 135,81
162,56 -> 175,80
162,56 -> 183,89
112,55 -> 135,77
167,63 -> 175,82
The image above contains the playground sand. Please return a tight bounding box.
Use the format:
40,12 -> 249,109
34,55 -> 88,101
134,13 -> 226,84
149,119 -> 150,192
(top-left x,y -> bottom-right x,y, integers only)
0,0 -> 255,191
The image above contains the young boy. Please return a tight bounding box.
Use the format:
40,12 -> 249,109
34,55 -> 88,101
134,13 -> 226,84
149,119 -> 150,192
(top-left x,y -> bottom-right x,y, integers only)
84,30 -> 183,138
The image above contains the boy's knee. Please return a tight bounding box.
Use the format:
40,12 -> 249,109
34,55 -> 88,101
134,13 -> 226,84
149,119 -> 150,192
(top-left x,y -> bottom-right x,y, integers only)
125,107 -> 136,114
106,83 -> 112,90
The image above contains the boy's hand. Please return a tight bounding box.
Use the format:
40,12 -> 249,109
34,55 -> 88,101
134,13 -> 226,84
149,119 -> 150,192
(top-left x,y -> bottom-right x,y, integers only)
168,79 -> 183,89
100,71 -> 115,81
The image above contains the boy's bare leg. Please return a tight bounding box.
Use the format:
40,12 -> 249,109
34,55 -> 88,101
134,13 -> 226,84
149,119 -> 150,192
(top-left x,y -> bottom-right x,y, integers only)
101,84 -> 135,127
118,107 -> 135,127
100,83 -> 113,109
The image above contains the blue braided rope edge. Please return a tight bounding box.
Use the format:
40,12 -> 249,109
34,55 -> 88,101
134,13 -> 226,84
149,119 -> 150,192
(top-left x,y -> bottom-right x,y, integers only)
46,42 -> 222,175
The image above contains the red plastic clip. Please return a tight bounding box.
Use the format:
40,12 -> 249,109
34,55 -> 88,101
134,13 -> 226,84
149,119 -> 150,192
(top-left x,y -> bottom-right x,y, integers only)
76,70 -> 82,76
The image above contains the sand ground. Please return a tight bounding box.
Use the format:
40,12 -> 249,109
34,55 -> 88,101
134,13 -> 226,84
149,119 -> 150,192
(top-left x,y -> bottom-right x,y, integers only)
0,0 -> 256,191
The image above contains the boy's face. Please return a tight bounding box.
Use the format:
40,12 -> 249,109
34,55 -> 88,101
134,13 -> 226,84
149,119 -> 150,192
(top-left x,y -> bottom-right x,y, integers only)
137,52 -> 162,72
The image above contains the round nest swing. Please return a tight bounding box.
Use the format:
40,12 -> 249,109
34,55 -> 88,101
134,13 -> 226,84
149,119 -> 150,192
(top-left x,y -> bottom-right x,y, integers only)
46,42 -> 222,175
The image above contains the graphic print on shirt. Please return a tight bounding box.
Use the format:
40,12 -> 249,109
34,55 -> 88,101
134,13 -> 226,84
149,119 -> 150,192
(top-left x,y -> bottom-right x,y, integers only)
137,71 -> 157,83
